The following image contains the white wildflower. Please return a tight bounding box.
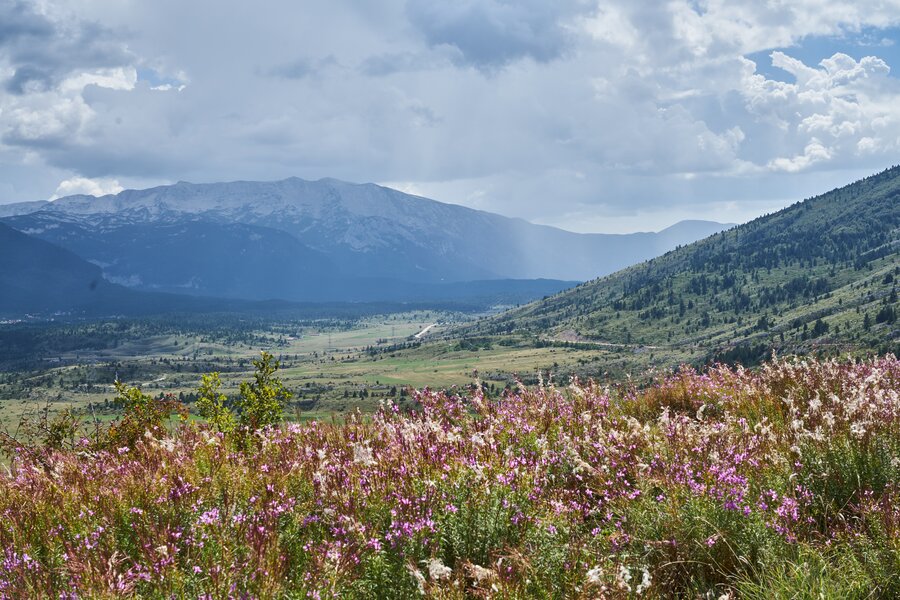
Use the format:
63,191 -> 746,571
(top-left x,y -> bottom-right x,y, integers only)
616,564 -> 632,592
586,565 -> 604,585
572,457 -> 593,474
424,558 -> 452,581
808,395 -> 821,414
468,563 -> 495,584
351,442 -> 375,466
635,567 -> 652,594
407,565 -> 426,594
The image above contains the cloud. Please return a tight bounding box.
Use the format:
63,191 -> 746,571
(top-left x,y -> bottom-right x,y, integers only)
359,49 -> 458,76
50,176 -> 123,199
2,0 -> 900,233
2,94 -> 93,146
0,1 -> 132,94
404,0 -> 591,68
742,51 -> 900,173
0,2 -> 181,174
60,67 -> 137,92
269,56 -> 340,79
768,138 -> 833,172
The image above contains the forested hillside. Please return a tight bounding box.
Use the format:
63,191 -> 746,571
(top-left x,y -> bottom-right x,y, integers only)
476,166 -> 900,361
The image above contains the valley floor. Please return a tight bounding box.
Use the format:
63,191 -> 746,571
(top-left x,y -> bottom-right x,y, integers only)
0,310 -> 690,432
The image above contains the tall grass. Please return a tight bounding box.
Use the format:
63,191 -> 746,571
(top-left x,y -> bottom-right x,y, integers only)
0,355 -> 898,598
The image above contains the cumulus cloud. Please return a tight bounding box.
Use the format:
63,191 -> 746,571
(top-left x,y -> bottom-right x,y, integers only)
768,138 -> 833,172
50,176 -> 123,199
60,67 -> 137,93
742,51 -> 900,173
0,2 -> 133,148
2,94 -> 93,146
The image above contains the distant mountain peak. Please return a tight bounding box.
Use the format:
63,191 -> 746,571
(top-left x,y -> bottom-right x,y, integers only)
2,177 -> 731,299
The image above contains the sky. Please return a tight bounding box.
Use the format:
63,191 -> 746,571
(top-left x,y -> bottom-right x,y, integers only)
1,1 -> 899,233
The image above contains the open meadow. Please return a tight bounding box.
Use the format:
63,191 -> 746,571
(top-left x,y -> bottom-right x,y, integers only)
0,311 -> 680,432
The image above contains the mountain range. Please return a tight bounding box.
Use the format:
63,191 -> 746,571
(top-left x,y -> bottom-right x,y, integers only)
0,178 -> 728,305
474,166 -> 900,361
0,218 -> 588,318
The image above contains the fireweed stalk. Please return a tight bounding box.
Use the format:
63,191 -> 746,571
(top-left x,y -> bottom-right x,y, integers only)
0,355 -> 898,598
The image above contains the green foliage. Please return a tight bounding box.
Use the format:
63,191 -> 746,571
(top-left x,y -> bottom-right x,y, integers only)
625,492 -> 779,594
798,436 -> 900,531
196,372 -> 236,433
453,337 -> 493,352
437,483 -> 524,567
196,351 -> 293,435
102,381 -> 187,449
349,553 -> 423,599
734,547 -> 880,600
41,407 -> 80,451
0,402 -> 83,456
237,351 -> 293,430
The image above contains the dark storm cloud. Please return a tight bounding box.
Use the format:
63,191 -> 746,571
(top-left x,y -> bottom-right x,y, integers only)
5,64 -> 53,94
0,1 -> 54,39
404,0 -> 590,68
0,1 -> 130,94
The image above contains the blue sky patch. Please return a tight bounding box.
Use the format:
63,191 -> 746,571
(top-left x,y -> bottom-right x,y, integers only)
747,25 -> 900,82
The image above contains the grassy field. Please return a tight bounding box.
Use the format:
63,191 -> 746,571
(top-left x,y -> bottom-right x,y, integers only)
2,310 -> 667,431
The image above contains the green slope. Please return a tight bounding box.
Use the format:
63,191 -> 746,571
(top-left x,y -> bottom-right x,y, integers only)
474,166 -> 900,362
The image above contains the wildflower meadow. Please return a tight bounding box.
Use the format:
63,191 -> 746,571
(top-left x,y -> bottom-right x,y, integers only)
1,355 -> 899,598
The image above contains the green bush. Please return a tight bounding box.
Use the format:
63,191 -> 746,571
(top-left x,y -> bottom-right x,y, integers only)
102,381 -> 187,449
197,351 -> 293,436
196,371 -> 236,433
237,351 -> 293,430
